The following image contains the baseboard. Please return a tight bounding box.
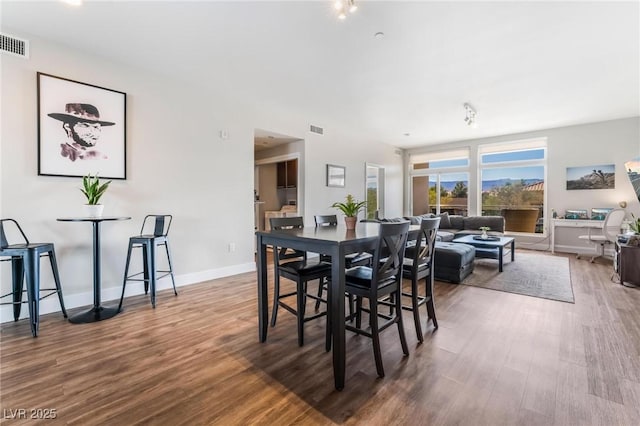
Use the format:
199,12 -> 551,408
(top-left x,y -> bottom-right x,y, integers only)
0,262 -> 256,323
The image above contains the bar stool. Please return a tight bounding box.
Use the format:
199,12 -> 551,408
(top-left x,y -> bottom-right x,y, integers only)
0,219 -> 67,337
118,215 -> 177,310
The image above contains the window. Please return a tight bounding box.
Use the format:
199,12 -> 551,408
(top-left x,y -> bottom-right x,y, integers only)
410,149 -> 470,216
365,164 -> 384,219
479,140 -> 547,234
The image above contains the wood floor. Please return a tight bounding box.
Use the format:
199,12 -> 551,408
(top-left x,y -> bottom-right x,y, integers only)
1,251 -> 639,425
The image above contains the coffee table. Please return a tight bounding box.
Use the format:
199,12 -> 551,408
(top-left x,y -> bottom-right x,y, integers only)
452,235 -> 515,272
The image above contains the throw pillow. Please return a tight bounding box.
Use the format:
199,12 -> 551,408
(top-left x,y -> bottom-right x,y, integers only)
437,212 -> 452,229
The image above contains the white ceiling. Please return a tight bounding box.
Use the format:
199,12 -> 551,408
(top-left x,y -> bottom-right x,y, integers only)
2,1 -> 639,149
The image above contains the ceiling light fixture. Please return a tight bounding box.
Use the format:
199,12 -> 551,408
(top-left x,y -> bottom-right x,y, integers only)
61,0 -> 83,5
334,0 -> 357,20
463,103 -> 477,128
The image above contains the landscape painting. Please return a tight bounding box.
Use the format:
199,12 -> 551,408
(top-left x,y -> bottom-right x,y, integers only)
566,164 -> 615,190
625,157 -> 640,202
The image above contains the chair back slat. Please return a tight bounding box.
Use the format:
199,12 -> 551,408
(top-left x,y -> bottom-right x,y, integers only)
140,215 -> 172,237
412,217 -> 440,267
373,221 -> 410,285
0,219 -> 29,248
270,217 -> 305,262
314,215 -> 338,227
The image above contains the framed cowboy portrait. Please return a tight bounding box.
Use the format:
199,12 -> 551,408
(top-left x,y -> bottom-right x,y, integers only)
37,72 -> 127,179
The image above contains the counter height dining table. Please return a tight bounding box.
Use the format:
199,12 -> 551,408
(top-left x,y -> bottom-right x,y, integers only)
57,216 -> 131,323
256,221 -> 416,390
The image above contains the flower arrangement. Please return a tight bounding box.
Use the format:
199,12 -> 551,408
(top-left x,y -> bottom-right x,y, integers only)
479,226 -> 491,232
630,214 -> 640,234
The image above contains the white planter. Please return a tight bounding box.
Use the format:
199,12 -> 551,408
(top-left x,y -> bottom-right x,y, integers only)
84,204 -> 104,218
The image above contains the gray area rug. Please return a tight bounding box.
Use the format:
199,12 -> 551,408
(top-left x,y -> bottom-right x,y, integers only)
461,251 -> 574,303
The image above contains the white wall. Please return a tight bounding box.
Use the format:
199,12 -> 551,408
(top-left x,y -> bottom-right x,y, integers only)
406,117 -> 640,252
0,31 -> 403,321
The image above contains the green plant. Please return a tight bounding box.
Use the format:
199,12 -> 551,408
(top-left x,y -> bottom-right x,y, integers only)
331,194 -> 366,217
479,226 -> 491,231
630,214 -> 640,234
80,173 -> 111,205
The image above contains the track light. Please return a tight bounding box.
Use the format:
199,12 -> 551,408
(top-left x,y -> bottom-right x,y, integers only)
335,0 -> 357,20
464,103 -> 477,128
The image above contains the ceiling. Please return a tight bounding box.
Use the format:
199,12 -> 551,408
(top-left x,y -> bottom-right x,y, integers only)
2,1 -> 639,149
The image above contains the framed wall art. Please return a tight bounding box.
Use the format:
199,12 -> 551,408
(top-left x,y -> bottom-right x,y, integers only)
326,164 -> 346,187
566,164 -> 614,190
37,72 -> 127,179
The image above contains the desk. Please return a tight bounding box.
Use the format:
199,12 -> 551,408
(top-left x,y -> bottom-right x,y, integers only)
57,216 -> 131,323
551,219 -> 603,254
256,222 -> 405,390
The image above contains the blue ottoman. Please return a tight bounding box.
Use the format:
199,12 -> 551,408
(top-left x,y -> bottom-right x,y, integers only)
434,242 -> 475,283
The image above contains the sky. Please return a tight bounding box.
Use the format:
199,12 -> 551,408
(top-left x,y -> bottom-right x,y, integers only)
566,164 -> 615,181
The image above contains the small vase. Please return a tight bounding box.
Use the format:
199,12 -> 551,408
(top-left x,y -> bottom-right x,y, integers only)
481,229 -> 488,239
84,204 -> 104,218
345,216 -> 357,230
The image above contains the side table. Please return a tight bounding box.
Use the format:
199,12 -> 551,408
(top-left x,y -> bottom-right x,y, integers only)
616,240 -> 640,288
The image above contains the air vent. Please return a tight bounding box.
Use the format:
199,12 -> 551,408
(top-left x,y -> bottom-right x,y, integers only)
0,33 -> 29,58
309,125 -> 324,135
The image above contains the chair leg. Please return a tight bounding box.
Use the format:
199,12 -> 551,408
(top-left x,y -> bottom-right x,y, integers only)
315,277 -> 324,311
118,241 -> 134,312
369,298 -> 385,378
147,242 -> 157,308
48,249 -> 67,318
425,275 -> 438,330
142,244 -> 150,295
296,279 -> 306,347
325,283 -> 332,352
164,241 -> 178,296
355,296 -> 363,329
410,277 -> 423,343
11,257 -> 24,321
270,272 -> 281,327
395,288 -> 409,356
24,252 -> 39,338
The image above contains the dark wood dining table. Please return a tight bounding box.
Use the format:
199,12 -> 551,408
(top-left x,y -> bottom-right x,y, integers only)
256,221 -> 414,390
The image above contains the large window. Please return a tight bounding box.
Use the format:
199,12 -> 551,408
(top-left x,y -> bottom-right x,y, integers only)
410,149 -> 470,216
479,140 -> 546,234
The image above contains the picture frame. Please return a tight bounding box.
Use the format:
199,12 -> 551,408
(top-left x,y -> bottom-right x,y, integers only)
326,164 -> 346,187
566,164 -> 615,190
564,209 -> 588,220
591,208 -> 613,220
37,72 -> 127,179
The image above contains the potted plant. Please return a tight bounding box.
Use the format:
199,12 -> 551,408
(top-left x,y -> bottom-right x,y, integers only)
80,173 -> 111,217
331,194 -> 366,230
630,214 -> 640,234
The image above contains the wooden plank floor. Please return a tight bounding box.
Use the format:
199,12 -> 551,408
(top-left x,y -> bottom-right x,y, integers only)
1,251 -> 640,425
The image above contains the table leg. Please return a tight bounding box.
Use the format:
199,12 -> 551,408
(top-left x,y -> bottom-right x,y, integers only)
511,240 -> 515,261
257,234 -> 268,342
330,246 -> 346,391
69,220 -> 119,323
498,246 -> 504,272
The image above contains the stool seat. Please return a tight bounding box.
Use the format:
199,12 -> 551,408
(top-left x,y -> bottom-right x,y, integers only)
118,215 -> 177,310
1,219 -> 67,337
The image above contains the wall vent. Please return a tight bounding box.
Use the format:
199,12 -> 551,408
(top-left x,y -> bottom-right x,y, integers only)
0,33 -> 29,59
309,125 -> 324,135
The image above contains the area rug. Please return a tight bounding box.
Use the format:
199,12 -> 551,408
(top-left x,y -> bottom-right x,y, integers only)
460,251 -> 574,303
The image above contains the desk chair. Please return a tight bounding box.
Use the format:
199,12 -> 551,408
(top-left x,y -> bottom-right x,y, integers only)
270,216 -> 332,347
577,209 -> 626,262
345,221 -> 410,377
0,219 -> 67,337
118,215 -> 177,310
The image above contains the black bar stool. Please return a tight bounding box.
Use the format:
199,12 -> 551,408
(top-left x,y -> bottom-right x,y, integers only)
118,215 -> 177,310
0,219 -> 67,337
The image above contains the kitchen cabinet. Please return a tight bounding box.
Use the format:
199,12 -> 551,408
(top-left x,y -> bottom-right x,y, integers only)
277,159 -> 297,188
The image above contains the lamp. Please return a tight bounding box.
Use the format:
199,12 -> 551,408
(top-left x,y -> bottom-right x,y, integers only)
464,103 -> 477,127
335,0 -> 357,20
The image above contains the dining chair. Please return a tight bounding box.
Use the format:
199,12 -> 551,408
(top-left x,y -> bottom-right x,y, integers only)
345,221 -> 410,377
577,208 -> 626,262
270,216 -> 332,347
0,219 -> 67,337
118,215 -> 177,311
400,217 -> 440,342
313,214 -> 373,312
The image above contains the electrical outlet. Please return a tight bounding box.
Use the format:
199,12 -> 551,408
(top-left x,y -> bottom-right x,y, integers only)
228,243 -> 236,252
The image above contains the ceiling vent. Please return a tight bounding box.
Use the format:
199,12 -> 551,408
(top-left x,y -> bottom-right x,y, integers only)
309,125 -> 324,135
0,33 -> 29,59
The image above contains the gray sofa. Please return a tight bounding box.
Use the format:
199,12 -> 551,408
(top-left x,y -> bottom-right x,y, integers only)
377,213 -> 506,283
